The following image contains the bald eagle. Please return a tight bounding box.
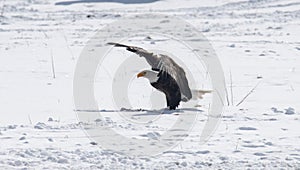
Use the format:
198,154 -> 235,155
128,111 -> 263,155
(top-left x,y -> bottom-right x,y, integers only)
107,42 -> 204,110
137,69 -> 181,110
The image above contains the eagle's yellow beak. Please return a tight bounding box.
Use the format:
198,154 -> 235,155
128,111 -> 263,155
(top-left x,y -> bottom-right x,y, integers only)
137,72 -> 145,78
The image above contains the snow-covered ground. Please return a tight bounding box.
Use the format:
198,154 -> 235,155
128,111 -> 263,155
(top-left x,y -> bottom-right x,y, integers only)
0,0 -> 300,169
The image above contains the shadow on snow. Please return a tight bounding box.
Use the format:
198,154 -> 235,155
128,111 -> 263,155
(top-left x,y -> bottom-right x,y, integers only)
75,108 -> 203,116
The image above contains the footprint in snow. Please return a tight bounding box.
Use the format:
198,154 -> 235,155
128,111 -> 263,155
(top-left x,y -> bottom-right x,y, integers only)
238,127 -> 257,131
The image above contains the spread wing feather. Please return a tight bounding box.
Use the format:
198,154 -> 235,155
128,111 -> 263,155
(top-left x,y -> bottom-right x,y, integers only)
157,54 -> 192,101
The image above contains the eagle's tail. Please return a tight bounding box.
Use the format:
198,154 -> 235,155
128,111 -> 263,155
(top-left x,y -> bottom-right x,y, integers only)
191,89 -> 212,100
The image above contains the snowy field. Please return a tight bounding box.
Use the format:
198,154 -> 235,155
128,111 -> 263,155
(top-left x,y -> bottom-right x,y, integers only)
0,0 -> 300,169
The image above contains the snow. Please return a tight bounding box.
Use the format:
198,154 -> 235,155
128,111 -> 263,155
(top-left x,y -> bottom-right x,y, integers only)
1,0 -> 300,169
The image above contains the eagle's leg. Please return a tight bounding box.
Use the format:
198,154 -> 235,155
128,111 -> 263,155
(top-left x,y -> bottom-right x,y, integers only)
169,106 -> 176,110
166,97 -> 170,109
166,98 -> 176,110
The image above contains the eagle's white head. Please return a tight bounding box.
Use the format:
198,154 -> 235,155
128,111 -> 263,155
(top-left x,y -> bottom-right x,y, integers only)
137,70 -> 159,83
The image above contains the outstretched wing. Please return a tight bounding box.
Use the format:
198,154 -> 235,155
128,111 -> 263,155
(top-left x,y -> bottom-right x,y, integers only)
156,54 -> 192,101
107,42 -> 192,101
107,42 -> 145,53
107,42 -> 160,67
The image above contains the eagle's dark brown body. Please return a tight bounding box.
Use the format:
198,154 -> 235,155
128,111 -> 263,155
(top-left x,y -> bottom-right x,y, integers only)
151,70 -> 181,110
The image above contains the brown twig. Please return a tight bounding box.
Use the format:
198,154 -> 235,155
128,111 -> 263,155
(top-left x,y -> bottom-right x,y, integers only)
230,70 -> 234,105
42,31 -> 56,79
50,49 -> 56,79
28,114 -> 32,125
224,75 -> 230,106
236,81 -> 261,107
